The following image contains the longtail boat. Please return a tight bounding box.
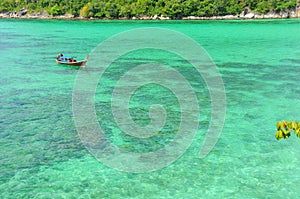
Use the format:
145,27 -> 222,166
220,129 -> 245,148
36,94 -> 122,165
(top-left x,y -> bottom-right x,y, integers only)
56,54 -> 89,67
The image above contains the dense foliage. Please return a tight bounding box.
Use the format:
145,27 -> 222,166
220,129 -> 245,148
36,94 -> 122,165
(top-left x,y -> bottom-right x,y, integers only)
0,0 -> 297,18
275,120 -> 300,140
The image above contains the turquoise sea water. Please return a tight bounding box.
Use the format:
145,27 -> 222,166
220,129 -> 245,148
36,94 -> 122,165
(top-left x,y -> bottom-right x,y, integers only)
1,18 -> 300,198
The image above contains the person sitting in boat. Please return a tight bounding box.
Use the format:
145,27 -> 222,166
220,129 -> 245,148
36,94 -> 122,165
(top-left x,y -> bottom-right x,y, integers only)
56,53 -> 63,60
68,57 -> 76,63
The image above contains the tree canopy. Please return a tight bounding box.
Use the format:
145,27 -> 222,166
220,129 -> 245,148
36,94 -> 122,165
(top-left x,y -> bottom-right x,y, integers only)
0,0 -> 297,18
275,120 -> 300,140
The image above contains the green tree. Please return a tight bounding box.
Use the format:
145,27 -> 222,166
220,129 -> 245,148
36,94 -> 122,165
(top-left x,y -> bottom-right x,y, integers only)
104,0 -> 120,18
0,0 -> 16,12
197,0 -> 217,17
48,4 -> 65,16
119,3 -> 134,17
0,0 -> 298,19
164,0 -> 184,18
275,120 -> 300,140
226,0 -> 243,15
182,0 -> 200,16
256,1 -> 269,14
134,0 -> 156,16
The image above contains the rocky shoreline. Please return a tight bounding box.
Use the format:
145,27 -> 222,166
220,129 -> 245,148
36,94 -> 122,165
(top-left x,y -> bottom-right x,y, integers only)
0,8 -> 299,20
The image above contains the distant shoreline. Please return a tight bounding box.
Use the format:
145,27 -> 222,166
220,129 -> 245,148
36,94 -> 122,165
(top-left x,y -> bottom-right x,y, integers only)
1,9 -> 299,21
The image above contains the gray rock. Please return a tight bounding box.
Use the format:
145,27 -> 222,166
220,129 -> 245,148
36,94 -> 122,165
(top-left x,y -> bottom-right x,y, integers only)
19,9 -> 28,16
244,12 -> 255,19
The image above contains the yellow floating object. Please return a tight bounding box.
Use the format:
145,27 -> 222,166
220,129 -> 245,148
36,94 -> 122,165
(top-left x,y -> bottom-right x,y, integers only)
275,120 -> 300,141
283,120 -> 287,127
275,131 -> 284,140
291,122 -> 296,130
276,121 -> 282,130
282,129 -> 290,135
295,129 -> 300,137
295,122 -> 300,129
287,121 -> 293,129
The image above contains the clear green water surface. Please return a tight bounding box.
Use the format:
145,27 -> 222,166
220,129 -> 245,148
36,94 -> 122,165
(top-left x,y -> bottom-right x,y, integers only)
0,18 -> 300,198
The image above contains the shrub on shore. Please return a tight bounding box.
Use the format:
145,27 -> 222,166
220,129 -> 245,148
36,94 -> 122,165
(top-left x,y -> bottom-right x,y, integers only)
0,0 -> 297,19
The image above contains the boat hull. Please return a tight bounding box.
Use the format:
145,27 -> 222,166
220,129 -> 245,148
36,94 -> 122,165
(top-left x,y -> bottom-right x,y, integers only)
56,60 -> 87,66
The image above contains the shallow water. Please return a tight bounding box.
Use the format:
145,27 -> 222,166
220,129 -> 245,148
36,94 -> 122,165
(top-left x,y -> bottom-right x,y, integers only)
1,18 -> 300,198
